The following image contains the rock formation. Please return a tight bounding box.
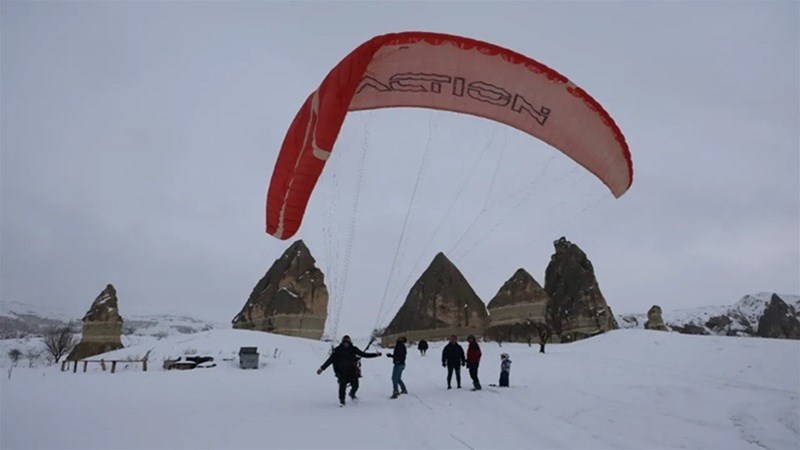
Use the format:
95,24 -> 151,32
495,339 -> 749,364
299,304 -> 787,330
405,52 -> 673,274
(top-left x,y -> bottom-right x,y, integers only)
670,323 -> 708,335
232,240 -> 328,340
644,305 -> 668,331
544,237 -> 617,343
705,315 -> 735,335
67,284 -> 124,361
486,269 -> 550,343
381,252 -> 488,346
757,294 -> 800,339
617,292 -> 800,339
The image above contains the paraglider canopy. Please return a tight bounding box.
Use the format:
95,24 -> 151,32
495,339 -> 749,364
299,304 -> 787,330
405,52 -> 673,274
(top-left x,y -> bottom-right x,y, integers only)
266,31 -> 632,240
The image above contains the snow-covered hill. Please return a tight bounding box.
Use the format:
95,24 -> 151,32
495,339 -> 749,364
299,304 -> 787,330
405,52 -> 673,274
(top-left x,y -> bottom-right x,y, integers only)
0,300 -> 218,339
0,301 -> 221,367
1,329 -> 798,449
0,301 -> 80,338
617,292 -> 800,337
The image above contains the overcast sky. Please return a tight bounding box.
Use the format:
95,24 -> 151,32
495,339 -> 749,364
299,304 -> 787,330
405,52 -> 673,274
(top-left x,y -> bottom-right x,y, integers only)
1,1 -> 798,337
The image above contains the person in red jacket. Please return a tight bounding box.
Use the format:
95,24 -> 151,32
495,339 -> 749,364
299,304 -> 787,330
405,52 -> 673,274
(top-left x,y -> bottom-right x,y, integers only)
466,335 -> 482,390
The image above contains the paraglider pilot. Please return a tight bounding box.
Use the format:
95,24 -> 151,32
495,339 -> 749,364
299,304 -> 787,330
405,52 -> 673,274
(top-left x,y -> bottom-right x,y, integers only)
317,335 -> 381,406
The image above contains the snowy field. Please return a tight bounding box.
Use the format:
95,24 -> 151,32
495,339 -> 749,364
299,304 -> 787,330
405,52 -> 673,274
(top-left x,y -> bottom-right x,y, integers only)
1,329 -> 798,450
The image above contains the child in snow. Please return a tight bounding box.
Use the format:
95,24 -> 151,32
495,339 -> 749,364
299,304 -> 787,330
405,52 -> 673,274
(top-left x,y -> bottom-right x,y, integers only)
499,353 -> 511,387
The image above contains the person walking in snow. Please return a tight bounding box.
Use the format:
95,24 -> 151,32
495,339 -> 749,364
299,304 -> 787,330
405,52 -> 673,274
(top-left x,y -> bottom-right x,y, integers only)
441,335 -> 465,389
317,335 -> 381,406
466,335 -> 482,390
499,353 -> 511,387
386,336 -> 408,398
417,339 -> 428,356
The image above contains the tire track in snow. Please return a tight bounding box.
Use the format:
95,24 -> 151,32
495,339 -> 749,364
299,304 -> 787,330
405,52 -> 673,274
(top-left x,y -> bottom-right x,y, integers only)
450,433 -> 475,450
730,410 -> 769,450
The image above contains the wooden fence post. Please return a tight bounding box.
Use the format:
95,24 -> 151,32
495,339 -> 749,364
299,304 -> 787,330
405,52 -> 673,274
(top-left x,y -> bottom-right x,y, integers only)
73,361 -> 77,373
61,361 -> 66,372
83,361 -> 88,372
111,361 -> 117,374
142,359 -> 147,372
101,359 -> 106,371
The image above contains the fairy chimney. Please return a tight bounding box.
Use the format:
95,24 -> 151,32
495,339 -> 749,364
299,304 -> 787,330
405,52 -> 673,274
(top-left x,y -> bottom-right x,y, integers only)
486,269 -> 550,343
645,305 -> 668,331
67,284 -> 124,361
232,240 -> 328,340
544,237 -> 617,343
381,253 -> 488,345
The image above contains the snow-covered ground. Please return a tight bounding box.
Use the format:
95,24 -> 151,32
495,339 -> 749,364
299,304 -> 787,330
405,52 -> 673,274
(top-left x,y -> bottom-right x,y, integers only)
1,329 -> 798,450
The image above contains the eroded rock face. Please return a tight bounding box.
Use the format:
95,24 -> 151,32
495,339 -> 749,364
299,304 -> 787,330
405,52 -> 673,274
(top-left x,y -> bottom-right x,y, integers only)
67,284 -> 124,361
381,252 -> 488,346
645,305 -> 668,331
486,269 -> 550,343
757,294 -> 800,339
544,237 -> 617,343
705,315 -> 732,334
232,240 -> 328,340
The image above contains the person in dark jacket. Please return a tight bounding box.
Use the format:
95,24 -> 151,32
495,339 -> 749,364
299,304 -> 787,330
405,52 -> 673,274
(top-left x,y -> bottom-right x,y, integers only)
386,336 -> 408,398
466,334 -> 482,390
417,339 -> 428,356
317,335 -> 381,406
441,335 -> 465,389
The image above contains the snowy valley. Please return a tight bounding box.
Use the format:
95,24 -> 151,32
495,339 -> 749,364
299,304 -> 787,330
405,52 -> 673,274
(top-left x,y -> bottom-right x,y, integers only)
1,328 -> 798,450
2,285 -> 799,449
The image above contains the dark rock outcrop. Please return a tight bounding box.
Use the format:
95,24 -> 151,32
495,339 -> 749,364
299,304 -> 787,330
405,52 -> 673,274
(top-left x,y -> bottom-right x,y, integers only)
381,252 -> 488,346
544,237 -> 617,343
645,305 -> 668,331
757,294 -> 800,339
232,240 -> 328,340
671,323 -> 708,336
486,269 -> 550,343
705,315 -> 732,334
67,284 -> 124,361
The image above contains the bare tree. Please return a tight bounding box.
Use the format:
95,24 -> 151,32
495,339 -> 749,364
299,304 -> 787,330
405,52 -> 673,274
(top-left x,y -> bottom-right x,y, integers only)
25,349 -> 41,368
153,331 -> 169,340
7,349 -> 22,365
7,349 -> 22,379
43,326 -> 76,363
367,327 -> 385,350
369,327 -> 385,341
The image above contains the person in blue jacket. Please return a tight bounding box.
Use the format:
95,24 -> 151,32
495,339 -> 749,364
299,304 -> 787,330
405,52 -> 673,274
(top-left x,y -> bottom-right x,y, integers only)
387,336 -> 408,398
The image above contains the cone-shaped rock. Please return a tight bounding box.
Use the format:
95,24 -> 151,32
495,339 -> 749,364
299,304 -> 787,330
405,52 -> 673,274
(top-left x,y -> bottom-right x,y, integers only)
381,252 -> 488,346
544,237 -> 617,342
67,284 -> 124,361
645,305 -> 668,331
486,269 -> 550,342
232,240 -> 328,340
